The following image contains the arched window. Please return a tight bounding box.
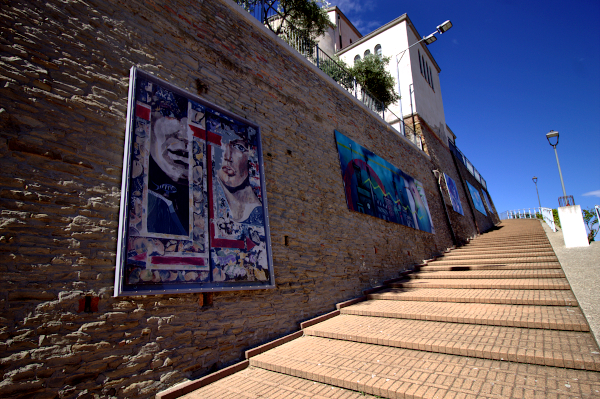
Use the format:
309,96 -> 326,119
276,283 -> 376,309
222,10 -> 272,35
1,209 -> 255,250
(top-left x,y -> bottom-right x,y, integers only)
354,54 -> 361,64
375,44 -> 382,57
418,50 -> 423,75
364,49 -> 371,57
349,38 -> 352,44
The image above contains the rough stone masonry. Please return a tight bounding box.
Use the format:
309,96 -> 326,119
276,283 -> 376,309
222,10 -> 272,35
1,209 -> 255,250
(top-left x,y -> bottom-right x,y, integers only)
0,0 -> 496,397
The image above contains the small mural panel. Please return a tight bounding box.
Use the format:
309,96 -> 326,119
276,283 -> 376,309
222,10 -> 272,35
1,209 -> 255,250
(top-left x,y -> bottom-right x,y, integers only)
115,68 -> 274,296
444,173 -> 464,215
482,190 -> 494,214
335,130 -> 434,233
466,181 -> 487,216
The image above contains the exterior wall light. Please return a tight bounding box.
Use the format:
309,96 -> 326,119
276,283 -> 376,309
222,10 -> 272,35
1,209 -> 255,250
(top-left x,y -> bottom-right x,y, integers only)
437,20 -> 453,34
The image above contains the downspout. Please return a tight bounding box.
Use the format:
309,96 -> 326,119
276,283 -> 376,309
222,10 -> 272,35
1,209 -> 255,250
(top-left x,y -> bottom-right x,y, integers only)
433,170 -> 457,246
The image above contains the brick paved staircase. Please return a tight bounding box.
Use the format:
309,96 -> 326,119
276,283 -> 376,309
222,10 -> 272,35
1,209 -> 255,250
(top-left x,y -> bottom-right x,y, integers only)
167,220 -> 600,398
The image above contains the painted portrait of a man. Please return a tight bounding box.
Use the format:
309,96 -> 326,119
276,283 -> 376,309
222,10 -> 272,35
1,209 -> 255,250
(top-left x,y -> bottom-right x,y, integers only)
146,89 -> 191,237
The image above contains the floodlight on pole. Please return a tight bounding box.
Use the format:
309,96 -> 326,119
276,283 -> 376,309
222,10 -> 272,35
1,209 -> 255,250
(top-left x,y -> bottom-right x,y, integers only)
394,20 -> 452,136
546,130 -> 570,205
532,176 -> 541,209
423,33 -> 437,45
437,20 -> 453,34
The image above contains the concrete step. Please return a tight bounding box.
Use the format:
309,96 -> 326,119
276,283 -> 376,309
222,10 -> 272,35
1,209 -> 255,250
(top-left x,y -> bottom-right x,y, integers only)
447,247 -> 554,256
340,300 -> 589,331
388,278 -> 571,290
368,288 -> 579,306
419,262 -> 562,271
180,366 -> 381,399
410,269 -> 565,279
303,315 -> 600,371
459,243 -> 552,252
429,256 -> 559,266
461,240 -> 551,248
436,252 -> 556,261
249,337 -> 600,399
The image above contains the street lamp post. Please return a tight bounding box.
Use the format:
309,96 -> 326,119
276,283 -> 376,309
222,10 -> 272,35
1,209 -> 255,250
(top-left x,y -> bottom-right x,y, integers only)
546,130 -> 572,206
395,20 -> 452,137
532,176 -> 541,212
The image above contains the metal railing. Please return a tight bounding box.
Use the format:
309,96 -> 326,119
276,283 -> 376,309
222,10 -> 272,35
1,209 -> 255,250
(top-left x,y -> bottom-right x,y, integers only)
499,207 -> 556,232
237,1 -> 424,150
558,195 -> 575,207
448,140 -> 486,189
238,0 -> 278,24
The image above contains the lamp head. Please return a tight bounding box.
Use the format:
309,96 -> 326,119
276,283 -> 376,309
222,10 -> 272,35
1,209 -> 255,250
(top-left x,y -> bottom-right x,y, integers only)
546,130 -> 559,146
437,20 -> 453,34
423,33 -> 438,45
532,176 -> 537,184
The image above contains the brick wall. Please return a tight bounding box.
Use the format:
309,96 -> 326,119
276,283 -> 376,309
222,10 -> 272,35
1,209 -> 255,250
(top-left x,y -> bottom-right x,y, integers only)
0,0 -> 486,397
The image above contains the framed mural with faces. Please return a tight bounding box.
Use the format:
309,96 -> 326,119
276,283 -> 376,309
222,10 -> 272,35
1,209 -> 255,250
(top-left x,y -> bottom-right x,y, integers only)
114,67 -> 274,296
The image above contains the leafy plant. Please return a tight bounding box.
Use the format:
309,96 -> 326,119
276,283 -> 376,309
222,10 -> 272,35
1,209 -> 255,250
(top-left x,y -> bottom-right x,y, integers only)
240,0 -> 333,41
319,55 -> 354,90
582,206 -> 599,242
552,208 -> 561,229
349,54 -> 400,110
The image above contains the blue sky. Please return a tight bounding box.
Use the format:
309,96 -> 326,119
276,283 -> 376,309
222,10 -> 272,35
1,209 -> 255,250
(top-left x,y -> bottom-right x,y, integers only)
330,0 -> 600,216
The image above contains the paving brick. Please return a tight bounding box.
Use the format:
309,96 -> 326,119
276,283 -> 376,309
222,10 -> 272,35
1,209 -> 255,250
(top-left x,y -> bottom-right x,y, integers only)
341,300 -> 589,331
247,337 -> 600,398
389,278 -> 571,290
303,315 -> 600,370
368,288 -> 578,306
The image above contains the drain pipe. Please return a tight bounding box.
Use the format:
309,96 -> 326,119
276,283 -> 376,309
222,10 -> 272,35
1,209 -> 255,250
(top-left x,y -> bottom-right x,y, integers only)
433,170 -> 457,246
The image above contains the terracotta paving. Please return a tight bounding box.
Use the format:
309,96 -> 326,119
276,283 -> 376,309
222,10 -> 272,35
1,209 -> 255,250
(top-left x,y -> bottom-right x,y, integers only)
165,219 -> 600,398
341,300 -> 589,331
369,288 -> 579,306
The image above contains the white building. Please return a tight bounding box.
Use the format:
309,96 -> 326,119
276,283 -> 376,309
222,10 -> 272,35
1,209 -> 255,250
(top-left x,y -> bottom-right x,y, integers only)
317,7 -> 362,55
333,14 -> 452,147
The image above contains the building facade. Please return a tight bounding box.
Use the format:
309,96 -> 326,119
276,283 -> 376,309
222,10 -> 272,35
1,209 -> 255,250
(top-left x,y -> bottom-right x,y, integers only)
335,14 -> 451,146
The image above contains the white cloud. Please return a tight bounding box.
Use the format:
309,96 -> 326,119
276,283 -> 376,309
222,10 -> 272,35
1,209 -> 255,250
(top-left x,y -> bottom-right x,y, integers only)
331,1 -> 379,34
351,18 -> 382,35
331,0 -> 377,14
582,190 -> 600,198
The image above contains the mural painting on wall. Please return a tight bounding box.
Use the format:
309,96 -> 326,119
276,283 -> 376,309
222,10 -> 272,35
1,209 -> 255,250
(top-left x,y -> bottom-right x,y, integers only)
335,130 -> 434,233
466,181 -> 487,216
444,173 -> 464,215
115,68 -> 274,296
482,190 -> 495,214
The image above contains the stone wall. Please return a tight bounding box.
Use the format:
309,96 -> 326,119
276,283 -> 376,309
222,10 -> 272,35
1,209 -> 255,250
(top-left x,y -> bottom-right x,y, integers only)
0,0 -> 488,397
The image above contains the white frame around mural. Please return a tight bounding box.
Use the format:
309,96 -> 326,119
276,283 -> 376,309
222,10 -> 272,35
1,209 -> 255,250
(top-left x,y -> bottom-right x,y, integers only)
114,67 -> 275,296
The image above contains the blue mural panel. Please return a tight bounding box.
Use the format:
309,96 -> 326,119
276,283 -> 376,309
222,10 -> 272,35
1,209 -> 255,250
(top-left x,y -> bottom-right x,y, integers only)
482,190 -> 494,214
335,130 -> 434,233
444,173 -> 464,215
466,181 -> 487,216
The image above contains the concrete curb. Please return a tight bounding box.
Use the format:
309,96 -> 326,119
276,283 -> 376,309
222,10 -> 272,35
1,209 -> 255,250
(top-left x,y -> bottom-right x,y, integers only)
245,330 -> 304,359
155,360 -> 249,399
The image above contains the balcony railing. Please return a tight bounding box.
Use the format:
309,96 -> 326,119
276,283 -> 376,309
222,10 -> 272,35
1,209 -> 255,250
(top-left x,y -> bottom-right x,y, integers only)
448,140 -> 486,189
